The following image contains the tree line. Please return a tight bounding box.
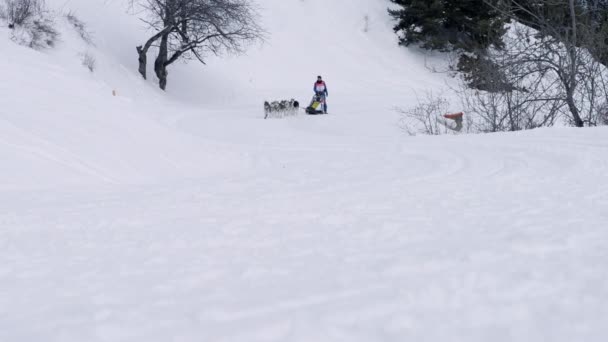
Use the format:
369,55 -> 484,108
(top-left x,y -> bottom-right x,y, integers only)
390,0 -> 608,130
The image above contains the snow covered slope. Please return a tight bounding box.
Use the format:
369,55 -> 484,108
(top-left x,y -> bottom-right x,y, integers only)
1,0 -> 608,341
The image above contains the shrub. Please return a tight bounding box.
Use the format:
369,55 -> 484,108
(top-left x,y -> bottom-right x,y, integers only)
396,92 -> 452,135
5,0 -> 59,49
66,11 -> 93,45
81,52 -> 95,72
4,0 -> 41,26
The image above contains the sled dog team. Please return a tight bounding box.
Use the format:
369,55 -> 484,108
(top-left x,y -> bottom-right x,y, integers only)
263,99 -> 300,119
264,76 -> 328,119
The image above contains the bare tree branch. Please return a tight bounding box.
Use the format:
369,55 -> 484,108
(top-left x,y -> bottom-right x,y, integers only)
131,0 -> 266,90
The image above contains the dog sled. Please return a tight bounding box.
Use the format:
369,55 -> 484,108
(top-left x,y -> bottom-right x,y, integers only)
305,94 -> 326,115
263,94 -> 329,119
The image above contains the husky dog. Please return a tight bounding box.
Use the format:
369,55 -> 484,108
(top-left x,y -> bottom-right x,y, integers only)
264,99 -> 300,119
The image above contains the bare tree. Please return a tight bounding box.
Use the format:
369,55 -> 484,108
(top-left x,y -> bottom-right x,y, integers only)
456,35 -> 565,132
459,82 -> 563,132
483,0 -> 608,127
131,0 -> 265,90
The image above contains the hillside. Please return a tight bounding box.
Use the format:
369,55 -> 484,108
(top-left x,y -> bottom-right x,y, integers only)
1,0 -> 607,341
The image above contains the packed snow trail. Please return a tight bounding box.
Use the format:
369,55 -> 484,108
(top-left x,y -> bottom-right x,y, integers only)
2,124 -> 608,342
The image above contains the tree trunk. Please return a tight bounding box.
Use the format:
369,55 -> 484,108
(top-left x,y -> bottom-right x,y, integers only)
566,92 -> 585,127
136,26 -> 174,82
155,33 -> 169,90
136,46 -> 147,79
567,0 -> 584,127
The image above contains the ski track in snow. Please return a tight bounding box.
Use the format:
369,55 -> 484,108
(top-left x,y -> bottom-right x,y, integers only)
2,116 -> 608,341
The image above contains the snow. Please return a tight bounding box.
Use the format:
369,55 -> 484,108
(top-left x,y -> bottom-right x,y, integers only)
1,0 -> 608,341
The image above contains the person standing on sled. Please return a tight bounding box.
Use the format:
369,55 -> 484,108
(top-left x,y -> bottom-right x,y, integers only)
314,76 -> 328,114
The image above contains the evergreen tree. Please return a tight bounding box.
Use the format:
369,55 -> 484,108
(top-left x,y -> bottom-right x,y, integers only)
388,0 -> 507,52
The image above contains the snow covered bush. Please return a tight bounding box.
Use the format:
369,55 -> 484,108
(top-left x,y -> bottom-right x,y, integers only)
4,0 -> 58,49
3,0 -> 41,26
80,52 -> 95,72
11,15 -> 58,49
65,11 -> 94,45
